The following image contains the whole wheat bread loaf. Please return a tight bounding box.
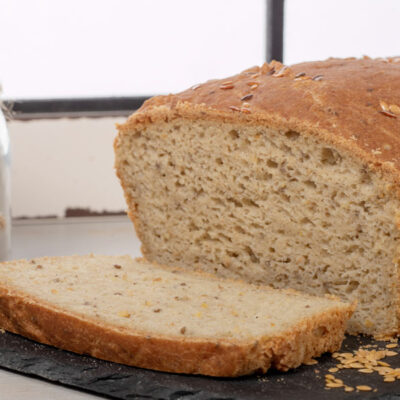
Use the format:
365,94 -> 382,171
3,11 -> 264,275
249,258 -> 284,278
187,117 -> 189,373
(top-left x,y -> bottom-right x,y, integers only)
114,57 -> 400,337
0,255 -> 353,376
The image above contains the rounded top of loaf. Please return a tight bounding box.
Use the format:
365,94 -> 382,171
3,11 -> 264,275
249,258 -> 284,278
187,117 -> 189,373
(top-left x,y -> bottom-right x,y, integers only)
122,57 -> 400,182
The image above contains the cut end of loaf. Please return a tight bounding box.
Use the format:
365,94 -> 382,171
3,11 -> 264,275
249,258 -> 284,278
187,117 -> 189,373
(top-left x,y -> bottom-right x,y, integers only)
115,111 -> 400,337
0,255 -> 353,376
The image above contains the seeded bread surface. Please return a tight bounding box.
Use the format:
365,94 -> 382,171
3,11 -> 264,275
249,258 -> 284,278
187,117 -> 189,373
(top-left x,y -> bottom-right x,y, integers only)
0,255 -> 353,376
115,57 -> 400,336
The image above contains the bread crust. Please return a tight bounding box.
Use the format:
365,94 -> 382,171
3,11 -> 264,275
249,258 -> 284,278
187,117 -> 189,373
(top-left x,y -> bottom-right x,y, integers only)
0,285 -> 353,377
114,57 -> 400,335
116,57 -> 400,187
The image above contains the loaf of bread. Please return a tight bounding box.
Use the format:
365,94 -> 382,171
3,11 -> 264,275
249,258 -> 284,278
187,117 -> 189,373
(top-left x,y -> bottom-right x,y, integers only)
0,255 -> 353,376
115,57 -> 400,337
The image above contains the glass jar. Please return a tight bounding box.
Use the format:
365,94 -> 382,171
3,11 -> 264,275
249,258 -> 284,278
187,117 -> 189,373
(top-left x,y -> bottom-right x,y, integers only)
0,107 -> 10,260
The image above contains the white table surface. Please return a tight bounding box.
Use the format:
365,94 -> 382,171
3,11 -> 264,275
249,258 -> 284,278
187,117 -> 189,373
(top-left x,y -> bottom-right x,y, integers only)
1,216 -> 141,400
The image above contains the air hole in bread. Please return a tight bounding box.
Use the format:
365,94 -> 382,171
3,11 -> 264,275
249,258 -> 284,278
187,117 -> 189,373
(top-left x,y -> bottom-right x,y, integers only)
304,180 -> 317,189
229,129 -> 239,139
242,198 -> 259,208
267,159 -> 278,168
285,130 -> 300,140
244,246 -> 259,263
313,326 -> 328,338
346,280 -> 360,294
321,148 -> 342,165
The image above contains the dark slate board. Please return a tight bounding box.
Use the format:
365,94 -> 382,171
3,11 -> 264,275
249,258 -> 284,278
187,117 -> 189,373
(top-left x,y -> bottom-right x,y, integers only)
0,331 -> 399,400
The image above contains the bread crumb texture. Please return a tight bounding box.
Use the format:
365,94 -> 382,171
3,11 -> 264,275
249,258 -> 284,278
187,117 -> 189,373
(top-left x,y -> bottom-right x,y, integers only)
115,57 -> 400,336
0,255 -> 352,376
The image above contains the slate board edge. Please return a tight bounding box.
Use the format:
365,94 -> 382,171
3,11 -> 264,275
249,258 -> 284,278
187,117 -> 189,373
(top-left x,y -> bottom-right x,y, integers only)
0,363 -> 116,400
0,332 -> 239,400
0,361 -> 218,400
1,332 -> 400,400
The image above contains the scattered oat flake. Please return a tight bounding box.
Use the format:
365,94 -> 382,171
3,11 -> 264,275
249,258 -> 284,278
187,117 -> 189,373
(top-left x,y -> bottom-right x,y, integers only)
356,385 -> 372,391
274,66 -> 288,77
384,376 -> 396,382
380,100 -> 389,111
344,386 -> 354,392
321,344 -> 400,391
312,75 -> 324,81
386,343 -> 398,348
378,361 -> 390,367
359,368 -> 374,373
229,106 -> 241,112
389,104 -> 400,115
380,110 -> 397,118
191,84 -> 201,90
220,81 -> 234,90
380,101 -> 397,117
326,382 -> 342,388
294,72 -> 306,79
350,362 -> 364,368
241,94 -> 253,101
304,359 -> 318,365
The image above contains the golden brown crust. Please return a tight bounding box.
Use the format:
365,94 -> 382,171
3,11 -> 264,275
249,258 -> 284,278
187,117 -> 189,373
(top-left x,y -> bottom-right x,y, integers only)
0,285 -> 353,377
117,57 -> 400,186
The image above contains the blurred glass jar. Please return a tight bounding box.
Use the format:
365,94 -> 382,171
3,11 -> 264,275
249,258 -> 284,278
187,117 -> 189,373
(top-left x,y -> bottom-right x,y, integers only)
0,107 -> 10,260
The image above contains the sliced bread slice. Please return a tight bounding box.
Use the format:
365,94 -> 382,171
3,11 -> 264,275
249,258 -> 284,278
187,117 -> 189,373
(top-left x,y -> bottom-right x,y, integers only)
0,255 -> 353,377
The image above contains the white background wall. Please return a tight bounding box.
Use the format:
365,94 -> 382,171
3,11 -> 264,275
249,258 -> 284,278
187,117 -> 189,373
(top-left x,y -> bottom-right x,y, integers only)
8,118 -> 127,217
1,0 -> 400,217
0,0 -> 265,98
1,0 -> 399,99
284,0 -> 400,64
